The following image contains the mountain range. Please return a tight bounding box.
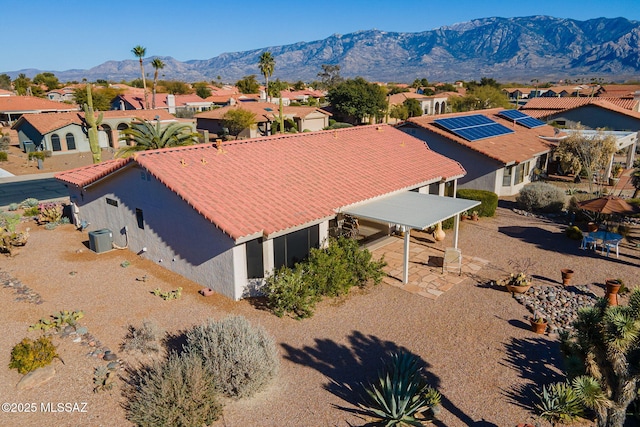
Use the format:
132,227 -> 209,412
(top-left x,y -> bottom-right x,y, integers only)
6,16 -> 640,84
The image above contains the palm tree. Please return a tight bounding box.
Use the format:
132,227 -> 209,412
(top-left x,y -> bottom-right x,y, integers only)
150,58 -> 165,110
631,167 -> 640,198
116,119 -> 199,157
131,45 -> 148,109
258,51 -> 275,102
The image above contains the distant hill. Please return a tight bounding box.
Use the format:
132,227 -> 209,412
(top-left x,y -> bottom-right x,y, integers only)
5,16 -> 640,83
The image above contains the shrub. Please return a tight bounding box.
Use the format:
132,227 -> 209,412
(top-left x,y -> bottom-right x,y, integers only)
534,382 -> 584,426
516,182 -> 566,212
456,189 -> 498,217
0,151 -> 7,162
358,351 -> 442,425
20,198 -> 39,208
264,265 -> 320,318
565,226 -> 583,240
7,203 -> 19,211
22,206 -> 39,217
28,151 -> 46,161
121,320 -> 164,353
124,352 -> 222,427
184,316 -> 279,398
9,336 -> 59,374
263,237 -> 386,318
0,212 -> 20,232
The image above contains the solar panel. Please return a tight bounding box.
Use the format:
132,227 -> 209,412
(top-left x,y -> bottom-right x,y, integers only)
433,114 -> 515,141
498,109 -> 546,128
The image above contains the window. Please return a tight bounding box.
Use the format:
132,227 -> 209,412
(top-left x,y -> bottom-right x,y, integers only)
274,225 -> 320,270
502,166 -> 513,187
106,198 -> 118,207
135,208 -> 144,230
514,161 -> 529,185
65,133 -> 76,150
51,134 -> 61,151
246,238 -> 264,279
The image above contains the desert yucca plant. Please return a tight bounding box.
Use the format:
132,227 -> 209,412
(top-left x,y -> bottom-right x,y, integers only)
535,382 -> 584,426
358,351 -> 441,426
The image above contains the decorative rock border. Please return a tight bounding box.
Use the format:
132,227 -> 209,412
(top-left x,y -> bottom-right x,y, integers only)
0,270 -> 43,304
513,285 -> 598,335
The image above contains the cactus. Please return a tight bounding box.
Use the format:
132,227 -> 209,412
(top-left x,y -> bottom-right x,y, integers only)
93,366 -> 115,392
83,84 -> 103,164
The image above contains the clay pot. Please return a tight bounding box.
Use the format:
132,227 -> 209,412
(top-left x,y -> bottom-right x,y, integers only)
433,222 -> 446,241
530,318 -> 548,334
561,269 -> 574,286
587,222 -> 598,232
605,279 -> 622,306
506,283 -> 531,294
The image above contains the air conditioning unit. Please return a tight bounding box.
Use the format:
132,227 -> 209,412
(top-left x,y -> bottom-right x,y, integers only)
88,229 -> 113,253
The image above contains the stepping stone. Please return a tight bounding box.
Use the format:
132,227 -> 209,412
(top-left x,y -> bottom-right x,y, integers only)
16,365 -> 56,390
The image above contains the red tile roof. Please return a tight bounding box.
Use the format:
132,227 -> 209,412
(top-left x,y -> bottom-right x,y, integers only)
600,85 -> 640,98
0,96 -> 79,113
195,103 -> 329,123
55,124 -> 465,241
13,110 -> 176,134
520,97 -> 638,118
405,108 -> 557,164
115,93 -> 208,110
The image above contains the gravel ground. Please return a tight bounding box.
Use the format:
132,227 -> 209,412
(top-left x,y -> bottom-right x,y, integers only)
1,205 -> 638,427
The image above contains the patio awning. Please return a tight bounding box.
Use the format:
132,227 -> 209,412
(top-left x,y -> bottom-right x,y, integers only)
341,192 -> 480,229
342,192 -> 480,285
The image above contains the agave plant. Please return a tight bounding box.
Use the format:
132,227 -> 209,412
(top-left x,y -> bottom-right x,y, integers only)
535,382 -> 584,426
358,351 -> 441,426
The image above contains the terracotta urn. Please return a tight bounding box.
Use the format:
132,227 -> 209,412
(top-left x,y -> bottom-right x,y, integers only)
505,283 -> 531,294
587,222 -> 598,232
530,318 -> 548,334
605,279 -> 622,306
561,269 -> 574,286
433,222 -> 446,241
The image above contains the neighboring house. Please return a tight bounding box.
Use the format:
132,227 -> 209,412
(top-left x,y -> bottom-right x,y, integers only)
598,85 -> 640,102
519,97 -> 640,121
388,92 -> 450,119
0,96 -> 79,125
54,124 -> 466,300
12,110 -> 178,154
46,87 -> 77,103
398,108 -> 557,196
195,103 -> 331,138
0,89 -> 13,97
111,93 -> 213,114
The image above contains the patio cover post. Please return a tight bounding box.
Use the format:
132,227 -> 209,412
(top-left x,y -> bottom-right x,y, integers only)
453,214 -> 460,249
403,225 -> 410,284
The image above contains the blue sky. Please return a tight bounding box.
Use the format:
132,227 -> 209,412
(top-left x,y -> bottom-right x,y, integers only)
4,0 -> 639,72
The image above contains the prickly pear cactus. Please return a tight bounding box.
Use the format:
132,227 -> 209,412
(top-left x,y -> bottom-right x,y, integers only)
83,84 -> 103,164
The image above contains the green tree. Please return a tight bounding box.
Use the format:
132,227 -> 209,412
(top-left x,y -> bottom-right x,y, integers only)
150,58 -> 165,109
0,74 -> 11,90
116,120 -> 199,157
317,64 -> 343,90
450,85 -> 510,112
221,108 -> 257,137
327,77 -> 388,124
554,126 -> 617,193
236,75 -> 260,94
386,84 -> 410,95
292,80 -> 306,91
258,51 -> 275,102
33,72 -> 60,91
389,104 -> 408,121
404,98 -> 423,118
411,78 -> 429,89
267,79 -> 288,98
160,80 -> 191,95
74,86 -> 123,111
131,45 -> 148,109
193,82 -> 212,99
560,289 -> 640,427
13,74 -> 31,95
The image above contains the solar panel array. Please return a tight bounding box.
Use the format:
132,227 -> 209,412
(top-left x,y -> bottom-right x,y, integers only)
433,114 -> 515,141
498,109 -> 546,129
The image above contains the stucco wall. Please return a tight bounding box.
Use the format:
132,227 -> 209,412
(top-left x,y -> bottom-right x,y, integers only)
550,106 -> 640,131
69,166 -> 239,300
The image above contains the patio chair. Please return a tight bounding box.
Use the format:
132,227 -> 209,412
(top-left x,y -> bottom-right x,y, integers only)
602,240 -> 620,258
580,235 -> 596,250
442,247 -> 462,275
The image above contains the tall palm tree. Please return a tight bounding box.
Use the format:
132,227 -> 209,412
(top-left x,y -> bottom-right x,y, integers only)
258,51 -> 275,102
116,119 -> 199,158
131,45 -> 148,109
151,58 -> 165,110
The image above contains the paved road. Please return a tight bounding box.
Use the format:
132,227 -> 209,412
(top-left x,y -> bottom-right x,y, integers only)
0,172 -> 69,207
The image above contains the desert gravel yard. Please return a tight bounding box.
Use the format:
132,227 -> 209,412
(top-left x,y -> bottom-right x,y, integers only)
0,204 -> 638,427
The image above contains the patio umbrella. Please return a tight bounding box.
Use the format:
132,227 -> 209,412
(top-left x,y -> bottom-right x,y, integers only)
576,196 -> 637,216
